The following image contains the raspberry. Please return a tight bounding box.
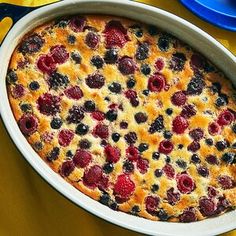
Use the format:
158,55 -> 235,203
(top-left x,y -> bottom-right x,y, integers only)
66,105 -> 84,124
136,158 -> 149,174
217,110 -> 234,126
11,84 -> 25,98
208,122 -> 221,135
37,93 -> 60,115
179,208 -> 197,222
18,114 -> 38,136
176,173 -> 195,194
124,132 -> 137,144
180,104 -> 196,119
169,52 -> 186,71
97,175 -> 109,191
166,188 -> 180,205
148,73 -> 166,92
199,197 -> 216,217
83,165 -> 103,188
163,164 -> 175,179
19,34 -> 44,54
215,197 -> 230,215
113,174 -> 135,199
172,116 -> 189,134
86,73 -> 105,89
149,115 -> 164,134
145,196 -> 160,214
104,145 -> 121,163
189,128 -> 204,141
48,72 -> 69,90
135,42 -> 149,60
171,91 -> 187,106
65,86 -> 83,100
159,140 -> 174,154
58,129 -> 74,147
85,32 -> 100,49
218,175 -> 234,189
69,16 -> 86,32
60,161 -> 75,177
118,57 -> 136,75
93,123 -> 109,139
91,111 -> 105,121
126,146 -> 139,161
104,20 -> 129,48
207,186 -> 218,198
187,141 -> 200,152
73,149 -> 92,168
37,55 -> 56,74
50,45 -> 69,64
155,58 -> 164,71
125,89 -> 137,100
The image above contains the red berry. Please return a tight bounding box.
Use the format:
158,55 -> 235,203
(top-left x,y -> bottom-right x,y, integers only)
104,20 -> 129,48
189,128 -> 204,141
37,93 -> 61,116
91,111 -> 105,121
60,161 -> 75,177
187,141 -> 200,152
125,89 -> 137,99
11,84 -> 25,98
155,58 -> 164,71
85,32 -> 100,49
208,122 -> 221,135
199,197 -> 216,216
50,45 -> 69,64
181,104 -> 196,119
179,208 -> 197,222
65,86 -> 83,100
190,54 -> 204,70
73,149 -> 92,168
136,158 -> 149,174
113,174 -> 135,199
83,165 -> 103,188
166,187 -> 180,205
97,175 -> 109,191
58,129 -> 74,147
163,164 -> 175,179
218,175 -> 234,189
69,16 -> 86,32
37,55 -> 56,74
172,116 -> 189,134
159,140 -> 174,154
118,56 -> 136,75
207,186 -> 218,198
148,73 -> 166,92
217,110 -> 234,126
145,195 -> 160,214
18,114 -> 38,136
171,91 -> 187,106
126,146 -> 139,161
177,173 -> 195,194
104,145 -> 121,163
93,123 -> 109,139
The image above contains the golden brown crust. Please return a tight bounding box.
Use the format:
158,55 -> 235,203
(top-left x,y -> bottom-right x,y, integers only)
6,15 -> 236,222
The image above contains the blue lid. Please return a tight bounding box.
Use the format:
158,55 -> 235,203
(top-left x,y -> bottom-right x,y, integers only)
180,0 -> 236,31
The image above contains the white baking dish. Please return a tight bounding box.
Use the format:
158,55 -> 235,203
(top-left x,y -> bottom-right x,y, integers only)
0,0 -> 235,235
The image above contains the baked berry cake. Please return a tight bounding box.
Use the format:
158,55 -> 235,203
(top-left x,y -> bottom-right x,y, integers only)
6,15 -> 236,222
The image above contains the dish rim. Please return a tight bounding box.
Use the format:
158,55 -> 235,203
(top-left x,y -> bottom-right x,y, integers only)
0,0 -> 235,235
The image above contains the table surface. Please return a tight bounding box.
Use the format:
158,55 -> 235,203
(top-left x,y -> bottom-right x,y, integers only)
0,0 -> 235,235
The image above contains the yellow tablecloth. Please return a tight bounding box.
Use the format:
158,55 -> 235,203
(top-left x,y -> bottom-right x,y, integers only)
0,0 -> 235,235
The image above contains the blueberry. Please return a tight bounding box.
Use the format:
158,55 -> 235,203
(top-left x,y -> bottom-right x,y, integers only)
134,112 -> 147,124
84,100 -> 95,112
154,169 -> 162,177
166,108 -> 173,115
178,144 -> 184,149
205,138 -> 213,146
232,124 -> 236,133
19,34 -> 44,54
149,115 -> 164,133
197,166 -> 209,177
169,52 -> 186,71
99,193 -> 110,206
66,150 -> 73,157
112,133 -> 120,142
135,42 -> 149,60
131,205 -> 140,215
221,153 -> 235,164
164,130 -> 172,139
211,82 -> 221,94
151,184 -> 159,192
138,143 -> 149,152
232,143 -> 236,149
33,142 -> 43,151
176,159 -> 187,169
47,147 -> 60,161
56,19 -> 69,28
20,103 -> 32,113
91,55 -> 104,69
105,96 -> 110,101
135,30 -> 143,37
79,139 -> 91,149
71,52 -> 82,64
158,35 -> 170,52
130,24 -> 143,38
76,123 -> 89,135
48,72 -> 69,90
67,35 -> 76,44
152,152 -> 160,160
187,77 -> 205,95
105,110 -> 117,122
108,82 -> 121,93
120,121 -> 128,129
215,94 -> 228,107
216,140 -> 228,151
191,154 -> 201,164
141,64 -> 151,75
103,162 -> 114,174
157,209 -> 169,221
148,25 -> 158,35
50,117 -> 63,129
165,156 -> 171,163
123,160 -> 134,173
126,78 -> 136,88
7,70 -> 18,84
109,202 -> 118,210
142,89 -> 149,96
104,48 -> 118,64
29,81 -> 40,91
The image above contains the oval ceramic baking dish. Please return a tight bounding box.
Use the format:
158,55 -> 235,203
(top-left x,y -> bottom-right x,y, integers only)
0,1 -> 235,235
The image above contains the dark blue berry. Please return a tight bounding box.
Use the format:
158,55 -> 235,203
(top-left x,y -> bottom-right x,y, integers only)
99,193 -> 110,206
166,108 -> 173,115
131,205 -> 140,215
197,166 -> 209,177
19,34 -> 44,54
56,19 -> 69,28
67,106 -> 84,124
105,110 -> 117,122
84,100 -> 95,112
215,94 -> 228,107
138,143 -> 149,152
103,162 -> 114,174
141,64 -> 151,75
50,117 -> 63,129
232,124 -> 236,133
154,169 -> 162,177
104,48 -> 118,64
149,115 -> 164,133
48,72 -> 69,90
124,132 -> 137,144
29,81 -> 40,91
148,25 -> 158,35
7,70 -> 18,84
205,138 -> 213,146
91,55 -> 104,69
120,121 -> 128,129
211,82 -> 221,94
76,123 -> 89,135
123,160 -> 134,173
135,42 -> 149,60
157,209 -> 169,221
178,144 -> 184,149
134,112 -> 147,124
79,139 -> 91,149
216,140 -> 228,151
176,159 -> 187,169
142,89 -> 149,96
20,103 -> 32,113
151,184 -> 159,192
126,78 -> 136,88
169,52 -> 186,71
112,133 -> 120,142
152,152 -> 160,160
67,35 -> 76,44
221,153 -> 235,164
108,82 -> 121,93
158,35 -> 170,52
164,130 -> 172,139
165,156 -> 171,163
33,142 -> 43,151
66,150 -> 73,157
187,77 -> 205,95
191,154 -> 201,164
71,52 -> 82,64
47,147 -> 60,161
